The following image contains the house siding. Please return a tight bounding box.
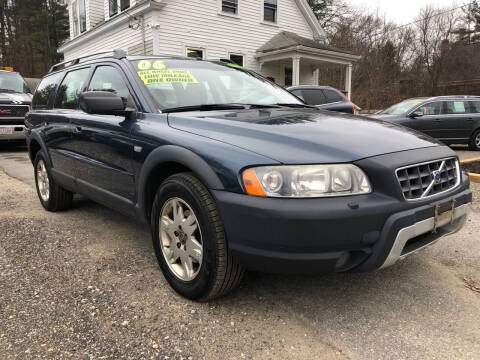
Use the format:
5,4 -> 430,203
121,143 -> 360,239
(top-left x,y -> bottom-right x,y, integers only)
87,0 -> 104,30
151,0 -> 314,71
63,12 -> 154,61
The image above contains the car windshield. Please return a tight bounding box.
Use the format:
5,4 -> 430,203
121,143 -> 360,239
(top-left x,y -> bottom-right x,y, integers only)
0,71 -> 30,94
130,58 -> 303,111
380,99 -> 425,115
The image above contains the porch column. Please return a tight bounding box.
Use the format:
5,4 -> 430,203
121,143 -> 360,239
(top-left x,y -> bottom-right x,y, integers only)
313,68 -> 320,86
345,63 -> 353,99
292,56 -> 300,86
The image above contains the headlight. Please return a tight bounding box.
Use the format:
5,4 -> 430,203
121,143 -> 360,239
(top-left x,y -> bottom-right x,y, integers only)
242,165 -> 372,198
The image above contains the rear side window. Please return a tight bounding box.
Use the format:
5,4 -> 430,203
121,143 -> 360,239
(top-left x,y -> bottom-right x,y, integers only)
469,101 -> 480,113
444,101 -> 467,114
323,89 -> 344,103
32,73 -> 63,110
301,89 -> 327,105
54,67 -> 90,109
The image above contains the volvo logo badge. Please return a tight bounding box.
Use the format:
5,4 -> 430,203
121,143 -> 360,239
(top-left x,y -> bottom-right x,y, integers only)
432,170 -> 442,184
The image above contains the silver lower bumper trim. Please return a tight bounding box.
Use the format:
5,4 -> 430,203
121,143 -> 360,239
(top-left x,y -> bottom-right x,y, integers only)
380,203 -> 471,269
0,125 -> 26,140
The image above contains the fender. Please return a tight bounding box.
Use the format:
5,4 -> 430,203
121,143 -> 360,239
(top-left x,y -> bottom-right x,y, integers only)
136,145 -> 225,223
27,130 -> 53,168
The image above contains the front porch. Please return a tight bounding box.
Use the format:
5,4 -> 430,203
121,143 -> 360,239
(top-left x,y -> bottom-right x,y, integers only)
256,32 -> 360,99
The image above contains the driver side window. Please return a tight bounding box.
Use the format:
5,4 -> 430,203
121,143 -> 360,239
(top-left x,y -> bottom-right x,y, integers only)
417,102 -> 443,116
87,66 -> 132,105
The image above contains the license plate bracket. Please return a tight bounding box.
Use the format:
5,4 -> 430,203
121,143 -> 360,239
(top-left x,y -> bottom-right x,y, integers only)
433,199 -> 456,233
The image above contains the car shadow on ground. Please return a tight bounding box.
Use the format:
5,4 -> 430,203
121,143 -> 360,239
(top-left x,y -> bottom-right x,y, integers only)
0,143 -> 27,153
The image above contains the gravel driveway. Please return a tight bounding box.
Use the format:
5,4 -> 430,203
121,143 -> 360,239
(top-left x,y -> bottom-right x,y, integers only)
0,145 -> 479,360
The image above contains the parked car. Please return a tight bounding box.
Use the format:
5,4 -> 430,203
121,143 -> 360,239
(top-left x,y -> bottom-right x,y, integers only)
287,85 -> 358,114
26,51 -> 472,301
372,96 -> 480,151
0,68 -> 32,142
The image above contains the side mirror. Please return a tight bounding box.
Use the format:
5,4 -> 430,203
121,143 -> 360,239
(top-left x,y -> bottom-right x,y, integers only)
79,91 -> 136,119
409,111 -> 423,118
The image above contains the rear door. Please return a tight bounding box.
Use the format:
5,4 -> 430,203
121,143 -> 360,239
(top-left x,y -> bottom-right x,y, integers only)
71,64 -> 137,202
46,67 -> 92,181
438,100 -> 472,142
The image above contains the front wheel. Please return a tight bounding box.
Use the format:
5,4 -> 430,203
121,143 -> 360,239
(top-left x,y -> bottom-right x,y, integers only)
470,129 -> 480,151
151,173 -> 244,301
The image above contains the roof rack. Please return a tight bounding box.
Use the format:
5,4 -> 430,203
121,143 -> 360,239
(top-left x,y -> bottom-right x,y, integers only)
49,49 -> 127,73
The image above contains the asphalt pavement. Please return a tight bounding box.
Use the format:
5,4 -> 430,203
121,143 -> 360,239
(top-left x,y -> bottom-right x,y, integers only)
0,143 -> 479,360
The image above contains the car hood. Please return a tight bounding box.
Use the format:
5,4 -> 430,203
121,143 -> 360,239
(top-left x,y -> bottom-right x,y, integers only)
167,108 -> 441,164
0,92 -> 32,105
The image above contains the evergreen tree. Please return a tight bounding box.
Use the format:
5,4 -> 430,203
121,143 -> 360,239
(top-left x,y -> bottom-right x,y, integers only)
0,0 -> 69,77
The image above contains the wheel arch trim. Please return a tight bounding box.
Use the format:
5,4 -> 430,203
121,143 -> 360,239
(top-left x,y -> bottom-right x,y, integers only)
27,132 -> 52,167
136,145 -> 224,223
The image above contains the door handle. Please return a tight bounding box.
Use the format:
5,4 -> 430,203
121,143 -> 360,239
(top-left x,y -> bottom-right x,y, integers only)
467,118 -> 474,121
73,126 -> 82,133
434,119 -> 442,122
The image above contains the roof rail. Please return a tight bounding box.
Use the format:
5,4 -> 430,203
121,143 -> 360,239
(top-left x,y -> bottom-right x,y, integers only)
49,49 -> 127,73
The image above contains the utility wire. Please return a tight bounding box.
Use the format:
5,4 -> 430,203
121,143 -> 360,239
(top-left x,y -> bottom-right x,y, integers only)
371,1 -> 475,38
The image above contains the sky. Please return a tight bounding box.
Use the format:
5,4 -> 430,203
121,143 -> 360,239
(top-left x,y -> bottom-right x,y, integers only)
348,0 -> 470,26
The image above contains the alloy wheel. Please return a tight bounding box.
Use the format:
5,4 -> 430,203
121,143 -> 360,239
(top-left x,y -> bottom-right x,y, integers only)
36,159 -> 50,202
159,197 -> 203,281
476,133 -> 480,148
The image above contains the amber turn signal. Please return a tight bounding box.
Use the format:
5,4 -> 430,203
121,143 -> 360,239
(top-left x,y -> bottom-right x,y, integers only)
242,169 -> 266,197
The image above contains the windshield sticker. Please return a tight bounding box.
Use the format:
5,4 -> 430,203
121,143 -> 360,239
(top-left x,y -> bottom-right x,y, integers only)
153,61 -> 167,70
137,69 -> 199,85
454,101 -> 466,113
138,60 -> 152,70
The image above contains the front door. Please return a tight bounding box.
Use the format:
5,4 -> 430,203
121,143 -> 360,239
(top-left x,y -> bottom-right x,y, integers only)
71,64 -> 137,202
406,101 -> 444,138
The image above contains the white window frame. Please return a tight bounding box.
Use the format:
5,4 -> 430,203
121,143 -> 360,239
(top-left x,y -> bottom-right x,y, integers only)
261,0 -> 279,26
218,0 -> 240,18
185,46 -> 206,60
108,0 -> 131,19
72,0 -> 79,37
228,52 -> 245,67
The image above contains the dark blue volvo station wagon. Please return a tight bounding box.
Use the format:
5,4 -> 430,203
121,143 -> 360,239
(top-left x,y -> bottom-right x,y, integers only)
26,50 -> 472,300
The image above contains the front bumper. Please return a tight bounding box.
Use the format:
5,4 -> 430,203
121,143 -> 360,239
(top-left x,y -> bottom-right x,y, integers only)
213,174 -> 472,274
0,125 -> 26,141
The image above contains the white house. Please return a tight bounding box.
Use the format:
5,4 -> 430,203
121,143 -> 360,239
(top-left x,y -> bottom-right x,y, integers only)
59,0 -> 360,97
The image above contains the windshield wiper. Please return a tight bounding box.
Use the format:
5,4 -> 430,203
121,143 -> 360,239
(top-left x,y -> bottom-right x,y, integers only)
162,104 -> 248,113
275,103 -> 316,109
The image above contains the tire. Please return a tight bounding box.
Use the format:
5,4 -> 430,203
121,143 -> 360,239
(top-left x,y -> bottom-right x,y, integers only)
34,151 -> 73,212
470,129 -> 480,151
151,172 -> 244,301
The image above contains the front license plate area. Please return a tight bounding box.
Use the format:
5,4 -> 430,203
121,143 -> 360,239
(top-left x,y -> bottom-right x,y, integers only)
0,127 -> 13,135
433,199 -> 456,233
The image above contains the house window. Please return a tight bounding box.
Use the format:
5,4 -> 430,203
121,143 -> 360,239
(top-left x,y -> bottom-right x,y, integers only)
229,54 -> 244,66
109,0 -> 130,17
120,0 -> 130,11
109,0 -> 118,17
187,48 -> 204,59
79,0 -> 86,33
264,0 -> 277,23
222,0 -> 238,14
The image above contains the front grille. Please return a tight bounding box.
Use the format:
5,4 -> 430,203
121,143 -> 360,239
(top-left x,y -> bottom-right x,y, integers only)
0,105 -> 29,118
396,158 -> 460,201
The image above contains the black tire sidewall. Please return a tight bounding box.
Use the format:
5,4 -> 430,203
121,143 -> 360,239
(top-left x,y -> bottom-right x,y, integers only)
471,130 -> 480,151
34,151 -> 54,211
151,176 -> 220,300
